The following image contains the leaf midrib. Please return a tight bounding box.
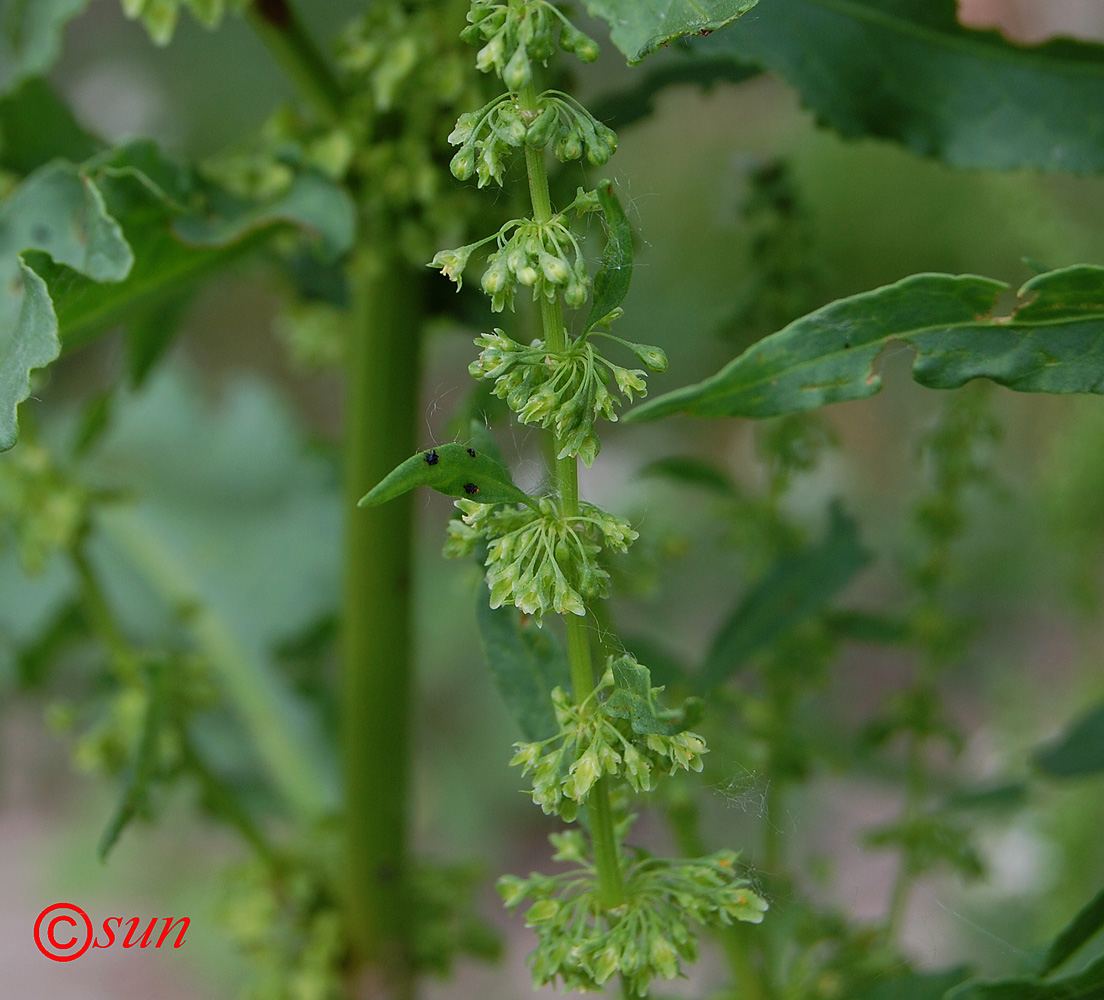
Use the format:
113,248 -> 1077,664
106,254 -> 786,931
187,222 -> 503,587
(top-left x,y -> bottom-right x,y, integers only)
666,310 -> 1104,408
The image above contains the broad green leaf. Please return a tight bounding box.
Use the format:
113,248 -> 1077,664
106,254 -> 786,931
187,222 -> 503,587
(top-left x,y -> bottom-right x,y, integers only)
0,0 -> 91,93
700,504 -> 867,688
582,0 -> 759,65
605,655 -> 702,736
358,442 -> 533,508
1035,701 -> 1104,779
0,77 -> 101,174
628,267 -> 1104,423
1,142 -> 356,449
476,587 -> 569,742
708,0 -> 1104,173
1040,884 -> 1104,977
947,954 -> 1104,1000
584,180 -> 633,333
99,662 -> 168,860
589,54 -> 760,131
0,161 -> 133,451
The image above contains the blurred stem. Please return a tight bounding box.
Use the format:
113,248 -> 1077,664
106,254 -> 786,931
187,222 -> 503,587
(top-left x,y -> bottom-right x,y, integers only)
886,734 -> 926,939
246,0 -> 344,124
518,70 -> 624,914
342,248 -> 422,992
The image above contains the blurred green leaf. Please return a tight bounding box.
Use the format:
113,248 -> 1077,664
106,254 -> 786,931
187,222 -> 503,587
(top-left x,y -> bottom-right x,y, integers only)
84,368 -> 342,817
99,663 -> 168,861
824,609 -> 911,645
638,455 -> 735,495
583,0 -> 758,64
0,0 -> 91,93
476,586 -> 569,742
1,141 -> 356,450
1035,701 -> 1104,779
584,180 -> 633,333
0,160 -> 132,451
700,504 -> 867,688
709,0 -> 1104,173
947,953 -> 1104,1000
629,267 -> 1104,423
1040,883 -> 1104,977
590,55 -> 760,130
359,442 -> 532,508
853,967 -> 969,1000
0,76 -> 101,174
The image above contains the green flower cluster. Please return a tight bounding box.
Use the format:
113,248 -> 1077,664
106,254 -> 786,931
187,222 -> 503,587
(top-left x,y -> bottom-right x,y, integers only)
467,330 -> 665,464
462,0 -> 600,90
444,498 -> 636,622
510,663 -> 707,818
431,189 -> 598,308
498,842 -> 768,996
448,92 -> 617,189
0,442 -> 88,574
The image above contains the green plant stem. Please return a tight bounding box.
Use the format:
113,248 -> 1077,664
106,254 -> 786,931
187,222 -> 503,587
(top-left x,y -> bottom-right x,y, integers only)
341,249 -> 423,985
518,75 -> 624,913
886,733 -> 926,938
245,0 -> 344,125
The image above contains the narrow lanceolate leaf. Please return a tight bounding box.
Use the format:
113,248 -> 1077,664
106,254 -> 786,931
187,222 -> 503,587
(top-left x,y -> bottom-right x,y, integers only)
947,954 -> 1104,1000
582,0 -> 759,64
1040,883 -> 1104,977
476,589 -> 569,742
1035,701 -> 1104,779
700,504 -> 867,688
584,180 -> 633,333
708,0 -> 1104,173
358,443 -> 533,508
628,266 -> 1104,423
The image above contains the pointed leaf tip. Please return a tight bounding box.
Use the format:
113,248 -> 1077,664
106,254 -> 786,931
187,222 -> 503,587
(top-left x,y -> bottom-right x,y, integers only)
358,442 -> 532,507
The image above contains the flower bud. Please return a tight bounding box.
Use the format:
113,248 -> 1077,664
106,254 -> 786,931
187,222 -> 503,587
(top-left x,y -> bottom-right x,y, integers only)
476,33 -> 504,73
564,280 -> 587,308
560,23 -> 599,63
503,45 -> 531,91
450,144 -> 476,180
629,342 -> 669,372
525,898 -> 559,925
496,105 -> 527,146
448,111 -> 480,146
540,253 -> 570,285
482,262 -> 508,296
553,129 -> 583,162
525,103 -> 559,148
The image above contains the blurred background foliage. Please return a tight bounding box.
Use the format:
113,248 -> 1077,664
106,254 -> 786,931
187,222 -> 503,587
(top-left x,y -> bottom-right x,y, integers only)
6,1 -> 1104,998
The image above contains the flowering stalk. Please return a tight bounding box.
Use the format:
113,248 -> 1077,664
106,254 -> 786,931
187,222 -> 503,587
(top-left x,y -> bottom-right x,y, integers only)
365,0 -> 770,992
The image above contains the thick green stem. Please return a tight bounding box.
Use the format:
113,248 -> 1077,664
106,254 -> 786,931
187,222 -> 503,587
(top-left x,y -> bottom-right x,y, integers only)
341,250 -> 423,984
517,77 -> 624,914
246,0 -> 344,124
